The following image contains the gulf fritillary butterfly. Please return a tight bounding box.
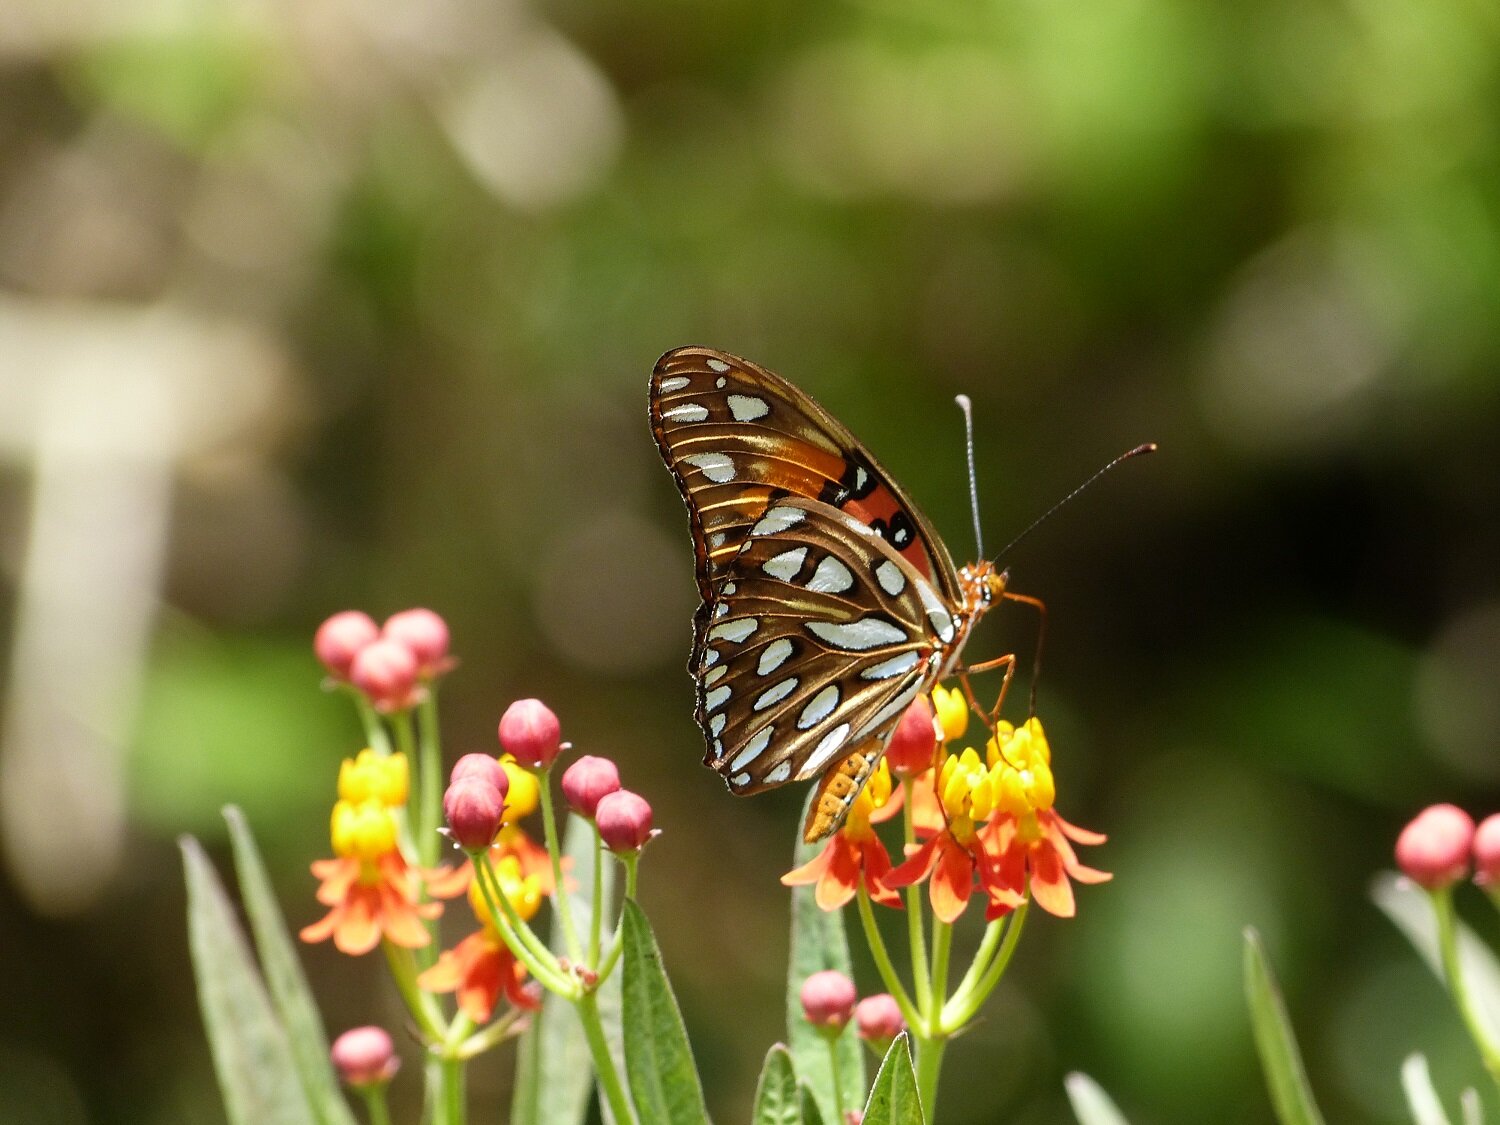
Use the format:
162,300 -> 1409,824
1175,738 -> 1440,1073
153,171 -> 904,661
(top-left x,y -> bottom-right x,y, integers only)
650,346 -> 1011,843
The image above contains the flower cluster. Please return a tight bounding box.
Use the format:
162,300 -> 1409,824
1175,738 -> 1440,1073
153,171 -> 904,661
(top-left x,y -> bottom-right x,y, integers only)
300,609 -> 660,1124
785,686 -> 1110,924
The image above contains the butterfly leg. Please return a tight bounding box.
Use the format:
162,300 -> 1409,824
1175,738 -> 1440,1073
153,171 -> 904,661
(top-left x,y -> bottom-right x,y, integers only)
1001,591 -> 1048,717
958,653 -> 1018,736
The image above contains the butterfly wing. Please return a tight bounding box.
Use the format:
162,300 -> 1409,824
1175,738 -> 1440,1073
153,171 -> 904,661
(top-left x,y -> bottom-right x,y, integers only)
649,346 -> 970,840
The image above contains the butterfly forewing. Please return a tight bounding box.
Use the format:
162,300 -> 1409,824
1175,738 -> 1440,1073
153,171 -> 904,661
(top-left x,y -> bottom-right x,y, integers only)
650,347 -> 962,605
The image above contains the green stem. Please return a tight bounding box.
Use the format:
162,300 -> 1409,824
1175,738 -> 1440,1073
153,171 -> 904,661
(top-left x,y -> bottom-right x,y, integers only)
416,692 -> 444,872
927,918 -> 953,1036
382,942 -> 447,1043
437,1053 -> 465,1125
453,1006 -> 527,1060
353,693 -> 392,757
536,767 -> 585,965
1433,885 -> 1500,1089
912,1035 -> 947,1123
472,853 -> 572,995
855,883 -> 920,1028
589,822 -> 605,966
903,799 -> 931,1011
945,914 -> 1007,1011
942,899 -> 1028,1031
577,989 -> 636,1124
827,1031 -> 847,1122
595,854 -> 639,985
358,1085 -> 394,1125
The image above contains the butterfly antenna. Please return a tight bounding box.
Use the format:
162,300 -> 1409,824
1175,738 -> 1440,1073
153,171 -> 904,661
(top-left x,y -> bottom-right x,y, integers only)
955,395 -> 984,559
994,443 -> 1159,563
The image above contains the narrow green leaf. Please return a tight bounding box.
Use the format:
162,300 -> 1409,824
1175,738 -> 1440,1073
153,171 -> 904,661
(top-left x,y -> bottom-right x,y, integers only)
1064,1072 -> 1131,1124
798,1084 -> 825,1125
1243,928 -> 1326,1125
513,817 -> 614,1125
182,835 -> 317,1125
223,807 -> 357,1125
752,1044 -> 803,1125
1402,1053 -> 1455,1125
620,898 -> 711,1125
786,795 -> 866,1123
1372,872 -> 1500,1042
860,1033 -> 923,1125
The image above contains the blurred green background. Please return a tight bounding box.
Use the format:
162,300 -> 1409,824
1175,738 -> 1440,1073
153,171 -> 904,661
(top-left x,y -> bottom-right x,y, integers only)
1,0 -> 1498,1120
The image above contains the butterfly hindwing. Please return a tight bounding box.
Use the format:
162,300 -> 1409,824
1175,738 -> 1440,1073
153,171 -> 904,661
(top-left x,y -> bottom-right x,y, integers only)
690,497 -> 945,793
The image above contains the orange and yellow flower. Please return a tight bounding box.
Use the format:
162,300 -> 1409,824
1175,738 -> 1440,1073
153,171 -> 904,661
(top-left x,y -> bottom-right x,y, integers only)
976,718 -> 1111,918
300,752 -> 440,955
782,761 -> 903,910
419,855 -> 543,1022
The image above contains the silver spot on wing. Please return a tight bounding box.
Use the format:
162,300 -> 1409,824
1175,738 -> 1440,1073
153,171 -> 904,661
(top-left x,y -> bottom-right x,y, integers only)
875,560 -> 906,597
730,726 -> 774,771
659,375 -> 691,393
757,638 -> 794,675
860,651 -> 921,680
806,617 -> 908,651
762,547 -> 808,582
752,506 -> 806,536
709,618 -> 758,644
683,452 -> 735,483
754,677 -> 799,711
806,556 -> 855,594
726,394 -> 770,422
797,684 -> 840,729
801,722 -> 852,777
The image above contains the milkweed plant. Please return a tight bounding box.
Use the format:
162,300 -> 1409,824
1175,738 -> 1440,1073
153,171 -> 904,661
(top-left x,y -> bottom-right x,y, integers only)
183,608 -> 1500,1124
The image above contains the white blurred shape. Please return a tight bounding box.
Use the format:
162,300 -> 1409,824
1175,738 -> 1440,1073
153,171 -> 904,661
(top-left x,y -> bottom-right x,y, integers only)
1200,229 -> 1401,453
0,297 -> 288,915
1415,600 -> 1500,784
441,31 -> 623,211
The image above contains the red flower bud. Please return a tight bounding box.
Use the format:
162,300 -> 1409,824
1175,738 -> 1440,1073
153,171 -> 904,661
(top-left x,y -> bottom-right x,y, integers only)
1474,814 -> 1500,886
349,638 -> 420,712
884,697 -> 938,775
595,789 -> 654,852
1396,803 -> 1475,890
451,752 -> 508,797
444,776 -> 507,851
498,698 -> 563,768
854,993 -> 905,1042
561,755 -> 621,818
382,608 -> 451,676
800,970 -> 857,1029
331,1026 -> 399,1087
315,611 -> 379,680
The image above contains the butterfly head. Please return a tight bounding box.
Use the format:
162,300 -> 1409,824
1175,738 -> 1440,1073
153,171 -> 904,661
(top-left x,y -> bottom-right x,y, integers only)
959,561 -> 1008,616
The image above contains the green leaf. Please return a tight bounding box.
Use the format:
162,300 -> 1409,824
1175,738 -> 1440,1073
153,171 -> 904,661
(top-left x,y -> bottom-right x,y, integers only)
798,1084 -> 825,1125
1243,928 -> 1326,1125
513,817 -> 615,1125
1402,1053 -> 1455,1125
182,835 -> 317,1125
752,1044 -> 803,1125
620,898 -> 711,1125
223,808 -> 357,1125
1064,1071 -> 1131,1124
860,1033 -> 923,1125
786,795 -> 866,1123
1372,872 -> 1500,1042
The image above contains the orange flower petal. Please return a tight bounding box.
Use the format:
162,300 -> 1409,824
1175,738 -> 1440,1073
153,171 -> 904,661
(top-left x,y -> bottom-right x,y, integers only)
929,839 -> 974,924
815,836 -> 861,912
781,843 -> 836,888
1028,845 -> 1077,918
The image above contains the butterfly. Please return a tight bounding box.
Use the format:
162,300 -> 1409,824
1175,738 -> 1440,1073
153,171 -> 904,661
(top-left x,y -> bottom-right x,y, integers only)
650,346 -> 1014,843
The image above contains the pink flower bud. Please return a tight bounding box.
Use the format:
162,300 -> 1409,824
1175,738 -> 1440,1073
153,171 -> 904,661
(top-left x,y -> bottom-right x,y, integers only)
595,789 -> 654,852
315,611 -> 379,680
561,755 -> 621,818
1474,814 -> 1500,886
382,608 -> 451,676
444,776 -> 506,850
349,638 -> 420,712
854,993 -> 905,1043
498,699 -> 563,768
884,697 -> 938,775
1396,804 -> 1475,890
451,752 -> 508,797
801,970 -> 857,1029
331,1026 -> 399,1087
